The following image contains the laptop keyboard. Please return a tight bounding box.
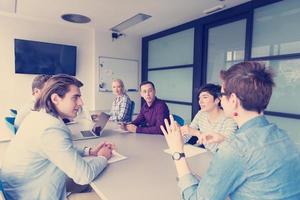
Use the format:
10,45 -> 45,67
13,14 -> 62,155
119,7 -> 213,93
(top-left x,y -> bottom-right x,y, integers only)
81,131 -> 94,137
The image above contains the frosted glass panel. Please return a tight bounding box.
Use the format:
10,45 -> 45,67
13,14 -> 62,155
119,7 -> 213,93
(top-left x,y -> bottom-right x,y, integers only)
206,19 -> 246,84
266,115 -> 300,149
148,28 -> 194,68
148,68 -> 193,102
252,0 -> 300,57
167,103 -> 192,123
261,59 -> 300,114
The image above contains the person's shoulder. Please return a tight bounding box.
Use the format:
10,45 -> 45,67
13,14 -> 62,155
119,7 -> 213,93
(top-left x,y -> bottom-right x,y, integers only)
156,98 -> 168,106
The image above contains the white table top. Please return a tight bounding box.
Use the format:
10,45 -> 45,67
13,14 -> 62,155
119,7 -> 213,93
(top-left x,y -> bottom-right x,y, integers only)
74,122 -> 212,200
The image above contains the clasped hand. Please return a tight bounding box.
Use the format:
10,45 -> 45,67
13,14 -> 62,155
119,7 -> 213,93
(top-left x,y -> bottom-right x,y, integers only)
89,142 -> 116,160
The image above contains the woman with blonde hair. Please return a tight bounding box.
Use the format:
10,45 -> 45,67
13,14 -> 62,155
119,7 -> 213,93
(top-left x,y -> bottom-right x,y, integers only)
109,79 -> 132,122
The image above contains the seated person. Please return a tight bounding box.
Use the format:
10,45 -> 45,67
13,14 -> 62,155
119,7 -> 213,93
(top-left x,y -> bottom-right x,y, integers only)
109,79 -> 132,122
124,81 -> 169,134
14,74 -> 52,129
180,83 -> 237,152
0,74 -> 114,200
161,61 -> 300,200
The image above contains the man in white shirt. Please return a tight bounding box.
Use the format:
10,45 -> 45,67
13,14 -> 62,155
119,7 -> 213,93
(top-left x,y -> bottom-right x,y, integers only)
1,74 -> 114,200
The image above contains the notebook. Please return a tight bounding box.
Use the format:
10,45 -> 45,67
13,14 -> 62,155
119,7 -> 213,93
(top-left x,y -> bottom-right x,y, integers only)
67,112 -> 110,140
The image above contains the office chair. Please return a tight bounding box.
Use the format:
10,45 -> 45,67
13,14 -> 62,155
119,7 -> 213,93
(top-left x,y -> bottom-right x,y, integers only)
9,109 -> 17,116
0,180 -> 7,200
4,117 -> 17,134
172,114 -> 185,126
129,101 -> 135,122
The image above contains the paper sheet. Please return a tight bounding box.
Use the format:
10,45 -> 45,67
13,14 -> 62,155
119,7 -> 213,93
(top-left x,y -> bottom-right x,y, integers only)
164,144 -> 207,158
84,150 -> 127,164
108,150 -> 127,164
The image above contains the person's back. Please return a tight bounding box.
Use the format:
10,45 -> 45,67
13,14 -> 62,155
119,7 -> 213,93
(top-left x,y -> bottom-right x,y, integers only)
223,116 -> 300,199
2,111 -> 70,199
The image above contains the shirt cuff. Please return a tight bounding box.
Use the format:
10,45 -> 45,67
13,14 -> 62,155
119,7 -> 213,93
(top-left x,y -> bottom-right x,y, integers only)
177,173 -> 199,193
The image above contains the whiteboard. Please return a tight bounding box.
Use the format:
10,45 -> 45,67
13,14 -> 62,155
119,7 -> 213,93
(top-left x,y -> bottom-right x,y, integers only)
98,57 -> 139,92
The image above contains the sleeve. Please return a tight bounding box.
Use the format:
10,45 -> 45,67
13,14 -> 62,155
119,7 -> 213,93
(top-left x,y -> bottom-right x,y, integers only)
189,111 -> 202,130
221,117 -> 238,138
178,144 -> 246,200
40,127 -> 108,185
116,96 -> 131,121
109,98 -> 117,121
136,102 -> 169,134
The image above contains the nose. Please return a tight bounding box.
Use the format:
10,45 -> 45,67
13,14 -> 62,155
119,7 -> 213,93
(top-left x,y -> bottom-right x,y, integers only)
78,97 -> 84,107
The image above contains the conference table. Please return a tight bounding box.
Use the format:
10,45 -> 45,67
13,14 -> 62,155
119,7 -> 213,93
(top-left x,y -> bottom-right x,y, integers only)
73,122 -> 213,200
0,121 -> 213,200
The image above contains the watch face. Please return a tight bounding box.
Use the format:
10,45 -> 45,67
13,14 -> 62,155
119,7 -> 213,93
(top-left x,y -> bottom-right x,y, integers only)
173,152 -> 180,160
172,152 -> 185,160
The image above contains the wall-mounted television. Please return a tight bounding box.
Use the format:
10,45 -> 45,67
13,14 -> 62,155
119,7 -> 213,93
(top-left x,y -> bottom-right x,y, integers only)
14,39 -> 77,76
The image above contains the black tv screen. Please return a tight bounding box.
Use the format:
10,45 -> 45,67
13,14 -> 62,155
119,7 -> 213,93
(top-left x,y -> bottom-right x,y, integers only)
14,39 -> 77,76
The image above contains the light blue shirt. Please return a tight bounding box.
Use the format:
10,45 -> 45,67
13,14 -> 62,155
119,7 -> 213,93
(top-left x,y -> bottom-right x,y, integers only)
178,115 -> 300,200
1,111 -> 107,200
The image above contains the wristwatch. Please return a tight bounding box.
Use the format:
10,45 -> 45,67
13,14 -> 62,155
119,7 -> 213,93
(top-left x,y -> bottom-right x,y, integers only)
172,152 -> 185,160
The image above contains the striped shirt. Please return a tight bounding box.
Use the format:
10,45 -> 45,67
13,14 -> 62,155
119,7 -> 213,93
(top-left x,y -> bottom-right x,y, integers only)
109,94 -> 132,122
186,110 -> 237,152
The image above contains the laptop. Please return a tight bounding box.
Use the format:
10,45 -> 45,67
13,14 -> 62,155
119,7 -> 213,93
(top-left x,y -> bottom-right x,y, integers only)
67,112 -> 110,140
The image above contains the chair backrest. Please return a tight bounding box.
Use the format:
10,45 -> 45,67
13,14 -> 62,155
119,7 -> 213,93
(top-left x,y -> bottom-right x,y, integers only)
9,109 -> 17,116
129,101 -> 135,122
172,114 -> 185,126
0,180 -> 6,200
4,117 -> 17,134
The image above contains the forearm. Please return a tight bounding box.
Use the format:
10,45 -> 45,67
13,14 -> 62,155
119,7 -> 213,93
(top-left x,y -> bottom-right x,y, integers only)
174,158 -> 192,178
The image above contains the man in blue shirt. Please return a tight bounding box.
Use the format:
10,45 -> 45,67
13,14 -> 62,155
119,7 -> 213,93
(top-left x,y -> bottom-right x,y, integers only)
161,61 -> 300,200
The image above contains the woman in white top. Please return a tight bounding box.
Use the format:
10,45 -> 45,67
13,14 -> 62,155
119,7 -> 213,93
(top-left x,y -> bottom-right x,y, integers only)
180,83 -> 237,152
109,79 -> 132,122
1,74 -> 114,200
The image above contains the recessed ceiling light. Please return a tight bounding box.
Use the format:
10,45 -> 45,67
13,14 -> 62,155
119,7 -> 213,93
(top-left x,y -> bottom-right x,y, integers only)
111,13 -> 152,33
61,14 -> 91,24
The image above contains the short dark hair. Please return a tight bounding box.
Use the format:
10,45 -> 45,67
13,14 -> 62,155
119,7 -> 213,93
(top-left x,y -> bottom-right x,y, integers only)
32,75 -> 52,92
198,83 -> 221,100
34,74 -> 83,117
220,61 -> 275,113
140,81 -> 155,90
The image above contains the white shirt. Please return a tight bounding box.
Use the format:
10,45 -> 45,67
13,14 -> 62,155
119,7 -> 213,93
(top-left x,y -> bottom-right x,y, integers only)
1,110 -> 107,200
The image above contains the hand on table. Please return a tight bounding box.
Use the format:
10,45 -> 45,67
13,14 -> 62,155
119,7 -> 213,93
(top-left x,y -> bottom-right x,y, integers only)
90,142 -> 115,160
126,124 -> 137,133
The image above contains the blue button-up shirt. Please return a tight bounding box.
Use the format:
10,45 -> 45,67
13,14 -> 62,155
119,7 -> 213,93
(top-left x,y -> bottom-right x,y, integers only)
178,115 -> 300,200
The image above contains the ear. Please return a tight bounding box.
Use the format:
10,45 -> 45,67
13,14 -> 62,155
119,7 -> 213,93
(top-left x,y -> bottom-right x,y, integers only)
50,93 -> 61,105
32,88 -> 40,95
229,93 -> 240,109
214,97 -> 220,105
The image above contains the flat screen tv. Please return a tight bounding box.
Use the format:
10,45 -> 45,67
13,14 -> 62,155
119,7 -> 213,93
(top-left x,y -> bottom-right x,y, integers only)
14,39 -> 77,76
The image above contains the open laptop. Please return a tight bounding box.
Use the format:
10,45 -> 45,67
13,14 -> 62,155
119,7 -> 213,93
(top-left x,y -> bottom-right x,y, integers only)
67,112 -> 110,140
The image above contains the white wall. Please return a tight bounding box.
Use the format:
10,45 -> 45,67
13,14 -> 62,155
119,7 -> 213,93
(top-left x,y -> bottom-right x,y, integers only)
0,15 -> 95,118
94,30 -> 141,113
0,15 -> 141,120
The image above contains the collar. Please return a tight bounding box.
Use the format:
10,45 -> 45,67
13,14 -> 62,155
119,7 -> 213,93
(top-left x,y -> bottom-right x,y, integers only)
145,97 -> 157,109
237,115 -> 269,134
